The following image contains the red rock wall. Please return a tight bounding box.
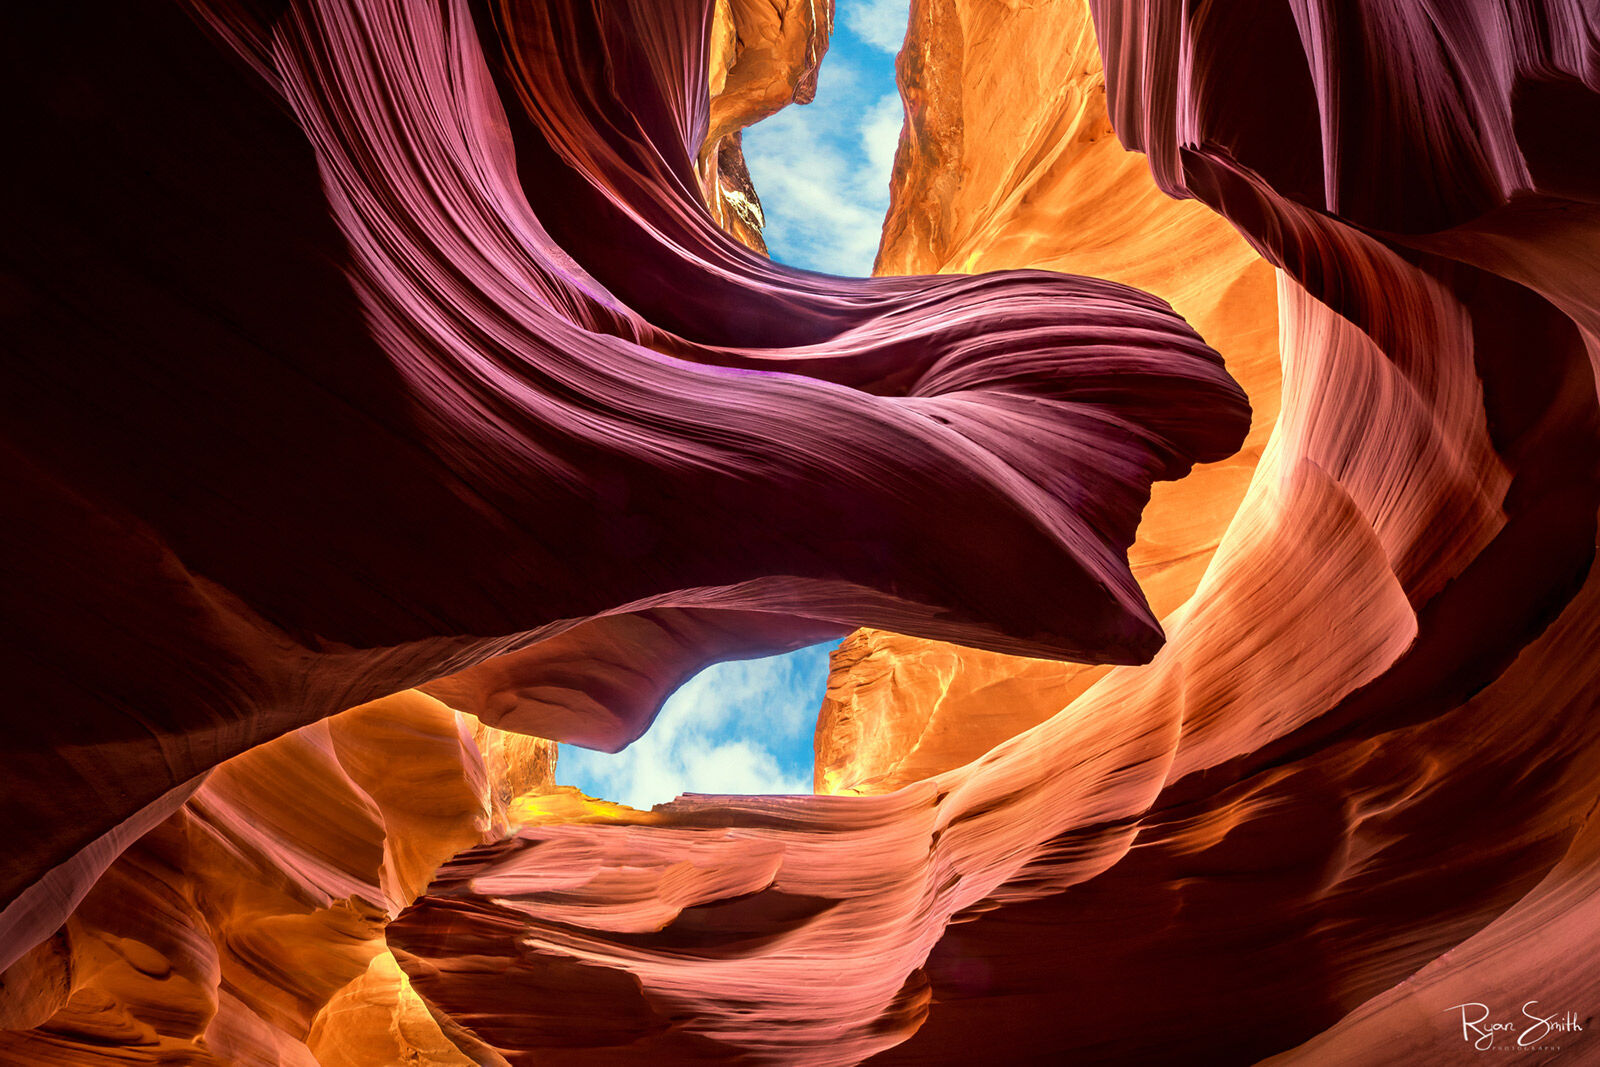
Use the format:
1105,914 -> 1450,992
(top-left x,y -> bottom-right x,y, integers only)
3,0 -> 1599,1063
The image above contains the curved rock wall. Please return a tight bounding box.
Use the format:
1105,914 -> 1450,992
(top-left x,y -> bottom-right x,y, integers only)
819,0 -> 1283,796
3,0 -> 1599,1063
0,694 -> 553,1065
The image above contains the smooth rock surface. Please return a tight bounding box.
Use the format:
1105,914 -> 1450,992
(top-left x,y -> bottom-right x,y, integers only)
4,0 -> 1599,1063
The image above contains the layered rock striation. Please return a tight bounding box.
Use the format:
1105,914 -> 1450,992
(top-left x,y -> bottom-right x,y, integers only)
0,0 -> 1245,982
0,695 -> 553,1065
3,0 -> 1600,1064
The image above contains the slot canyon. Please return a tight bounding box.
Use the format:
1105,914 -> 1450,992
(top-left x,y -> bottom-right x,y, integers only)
3,0 -> 1600,1062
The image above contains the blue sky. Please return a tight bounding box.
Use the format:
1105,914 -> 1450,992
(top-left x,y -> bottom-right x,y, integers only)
555,640 -> 842,807
741,0 -> 911,276
555,3 -> 908,807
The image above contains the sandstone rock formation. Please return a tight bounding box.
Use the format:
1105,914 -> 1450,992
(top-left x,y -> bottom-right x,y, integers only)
697,0 -> 833,252
4,0 -> 1600,1063
0,0 -> 1244,985
0,694 -> 553,1064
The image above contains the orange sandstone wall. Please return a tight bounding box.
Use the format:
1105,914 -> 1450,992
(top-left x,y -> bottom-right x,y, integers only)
0,696 -> 555,1066
4,0 -> 1600,1064
819,0 -> 1282,796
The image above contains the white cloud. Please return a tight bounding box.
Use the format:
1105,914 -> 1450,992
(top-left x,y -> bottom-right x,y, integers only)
861,92 -> 904,180
844,0 -> 913,54
682,740 -> 803,795
556,645 -> 834,809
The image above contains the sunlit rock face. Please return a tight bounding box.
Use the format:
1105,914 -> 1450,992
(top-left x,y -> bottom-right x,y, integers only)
0,694 -> 553,1065
2,0 -> 1599,1065
0,0 -> 1245,1006
820,0 -> 1284,796
697,0 -> 833,252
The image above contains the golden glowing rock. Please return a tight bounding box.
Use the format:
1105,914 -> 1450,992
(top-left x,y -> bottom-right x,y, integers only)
697,0 -> 834,252
815,629 -> 1108,795
506,785 -> 666,828
820,0 -> 1283,794
306,954 -> 474,1067
7,0 -> 1600,1061
0,695 -> 556,1065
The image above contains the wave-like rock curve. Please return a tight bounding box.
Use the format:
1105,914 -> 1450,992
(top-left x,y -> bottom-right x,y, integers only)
0,0 -> 1246,979
3,0 -> 1599,1063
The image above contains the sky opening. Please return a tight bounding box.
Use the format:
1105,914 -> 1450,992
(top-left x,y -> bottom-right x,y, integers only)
741,0 -> 911,276
555,641 -> 842,808
556,2 -> 909,806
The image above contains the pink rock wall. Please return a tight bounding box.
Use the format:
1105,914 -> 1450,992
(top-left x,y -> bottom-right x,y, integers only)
2,0 -> 1598,1063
